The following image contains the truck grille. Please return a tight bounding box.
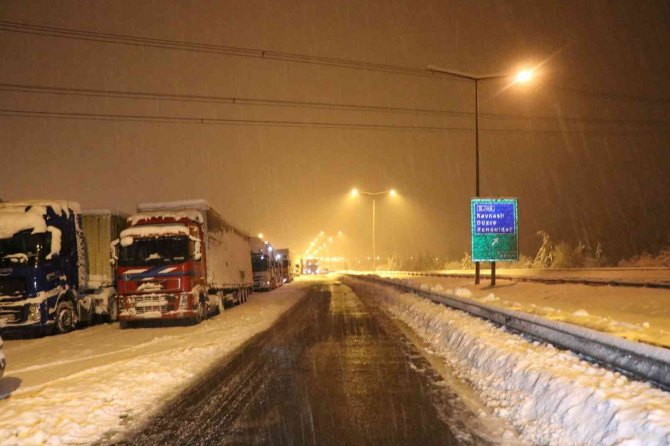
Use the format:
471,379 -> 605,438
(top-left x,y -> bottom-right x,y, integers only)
133,294 -> 169,315
0,278 -> 25,296
0,297 -> 25,324
135,305 -> 168,315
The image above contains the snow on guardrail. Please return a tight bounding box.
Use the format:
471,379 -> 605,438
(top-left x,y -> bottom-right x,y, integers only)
382,270 -> 670,289
350,274 -> 670,391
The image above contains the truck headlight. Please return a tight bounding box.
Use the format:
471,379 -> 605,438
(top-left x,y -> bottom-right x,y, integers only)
179,295 -> 189,309
28,303 -> 41,322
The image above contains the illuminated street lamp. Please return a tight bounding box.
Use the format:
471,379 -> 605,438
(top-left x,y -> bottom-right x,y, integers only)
350,188 -> 398,271
426,64 -> 535,284
257,232 -> 264,239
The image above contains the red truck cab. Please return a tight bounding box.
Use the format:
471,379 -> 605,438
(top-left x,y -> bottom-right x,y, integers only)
113,213 -> 208,326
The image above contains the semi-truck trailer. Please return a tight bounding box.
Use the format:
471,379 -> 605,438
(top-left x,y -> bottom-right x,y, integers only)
276,248 -> 293,283
251,237 -> 281,291
113,200 -> 252,327
82,210 -> 126,322
0,201 -> 119,335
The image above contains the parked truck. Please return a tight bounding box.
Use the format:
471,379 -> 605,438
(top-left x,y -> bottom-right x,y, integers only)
251,238 -> 281,291
112,200 -> 252,327
276,248 -> 293,283
304,258 -> 320,274
293,254 -> 303,277
0,201 -> 121,335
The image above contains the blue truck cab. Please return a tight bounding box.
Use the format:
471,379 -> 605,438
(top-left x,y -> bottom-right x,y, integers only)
0,201 -> 92,335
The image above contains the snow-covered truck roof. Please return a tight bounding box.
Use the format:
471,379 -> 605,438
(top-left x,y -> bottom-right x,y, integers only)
0,200 -> 80,215
82,209 -> 127,217
119,224 -> 192,246
133,200 -> 251,239
0,200 -> 80,239
128,210 -> 204,226
137,199 -> 209,212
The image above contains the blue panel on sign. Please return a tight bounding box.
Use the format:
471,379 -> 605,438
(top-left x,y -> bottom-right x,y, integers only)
473,203 -> 515,234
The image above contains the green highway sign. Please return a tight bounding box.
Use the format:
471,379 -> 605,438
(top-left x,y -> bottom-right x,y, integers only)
471,198 -> 518,262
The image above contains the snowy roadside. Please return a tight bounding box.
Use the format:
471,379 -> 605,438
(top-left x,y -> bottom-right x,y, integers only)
344,276 -> 670,445
0,280 -> 315,445
376,273 -> 670,348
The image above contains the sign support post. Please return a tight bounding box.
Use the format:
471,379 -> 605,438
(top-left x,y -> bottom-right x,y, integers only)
471,198 -> 518,287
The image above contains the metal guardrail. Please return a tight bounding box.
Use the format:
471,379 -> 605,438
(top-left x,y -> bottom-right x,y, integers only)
380,270 -> 670,289
347,274 -> 670,391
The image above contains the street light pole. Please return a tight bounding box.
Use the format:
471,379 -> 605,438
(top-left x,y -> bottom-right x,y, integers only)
426,65 -> 534,286
372,197 -> 376,271
474,78 -> 481,284
351,188 -> 396,272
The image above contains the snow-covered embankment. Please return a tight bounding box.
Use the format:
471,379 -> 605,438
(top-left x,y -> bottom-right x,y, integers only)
345,277 -> 670,445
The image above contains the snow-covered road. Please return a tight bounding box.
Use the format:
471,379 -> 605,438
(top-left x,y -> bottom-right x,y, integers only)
0,279 -> 313,445
345,276 -> 670,445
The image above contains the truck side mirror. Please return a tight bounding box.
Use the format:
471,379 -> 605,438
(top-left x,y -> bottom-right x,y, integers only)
110,239 -> 119,265
45,226 -> 62,260
191,237 -> 202,261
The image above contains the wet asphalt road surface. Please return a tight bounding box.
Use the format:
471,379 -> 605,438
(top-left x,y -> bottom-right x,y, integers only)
120,280 -> 462,445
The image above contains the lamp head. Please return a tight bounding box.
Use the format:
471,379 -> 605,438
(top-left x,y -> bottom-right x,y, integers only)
514,69 -> 533,84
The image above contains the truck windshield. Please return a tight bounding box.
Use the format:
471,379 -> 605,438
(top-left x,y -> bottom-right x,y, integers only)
119,236 -> 189,266
252,255 -> 269,272
0,229 -> 46,265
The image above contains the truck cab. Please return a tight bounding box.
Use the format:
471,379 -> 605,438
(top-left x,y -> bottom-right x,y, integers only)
251,238 -> 280,291
276,248 -> 293,283
113,214 -> 207,325
0,201 -> 90,334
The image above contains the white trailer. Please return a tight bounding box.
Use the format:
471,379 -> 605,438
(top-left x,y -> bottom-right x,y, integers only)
81,210 -> 126,322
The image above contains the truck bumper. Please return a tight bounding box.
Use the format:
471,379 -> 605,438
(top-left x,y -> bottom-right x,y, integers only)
118,292 -> 198,321
118,309 -> 197,321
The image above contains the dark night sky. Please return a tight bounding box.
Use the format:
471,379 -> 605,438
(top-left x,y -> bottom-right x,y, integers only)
1,0 -> 669,262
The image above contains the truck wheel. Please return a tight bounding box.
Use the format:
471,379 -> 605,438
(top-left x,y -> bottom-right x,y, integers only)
107,299 -> 119,323
55,301 -> 75,334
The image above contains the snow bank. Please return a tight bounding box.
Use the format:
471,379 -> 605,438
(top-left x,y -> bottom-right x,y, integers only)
119,224 -> 190,246
347,278 -> 670,446
0,284 -> 308,445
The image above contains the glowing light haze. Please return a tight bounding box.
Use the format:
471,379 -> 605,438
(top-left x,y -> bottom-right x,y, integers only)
0,1 -> 668,263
